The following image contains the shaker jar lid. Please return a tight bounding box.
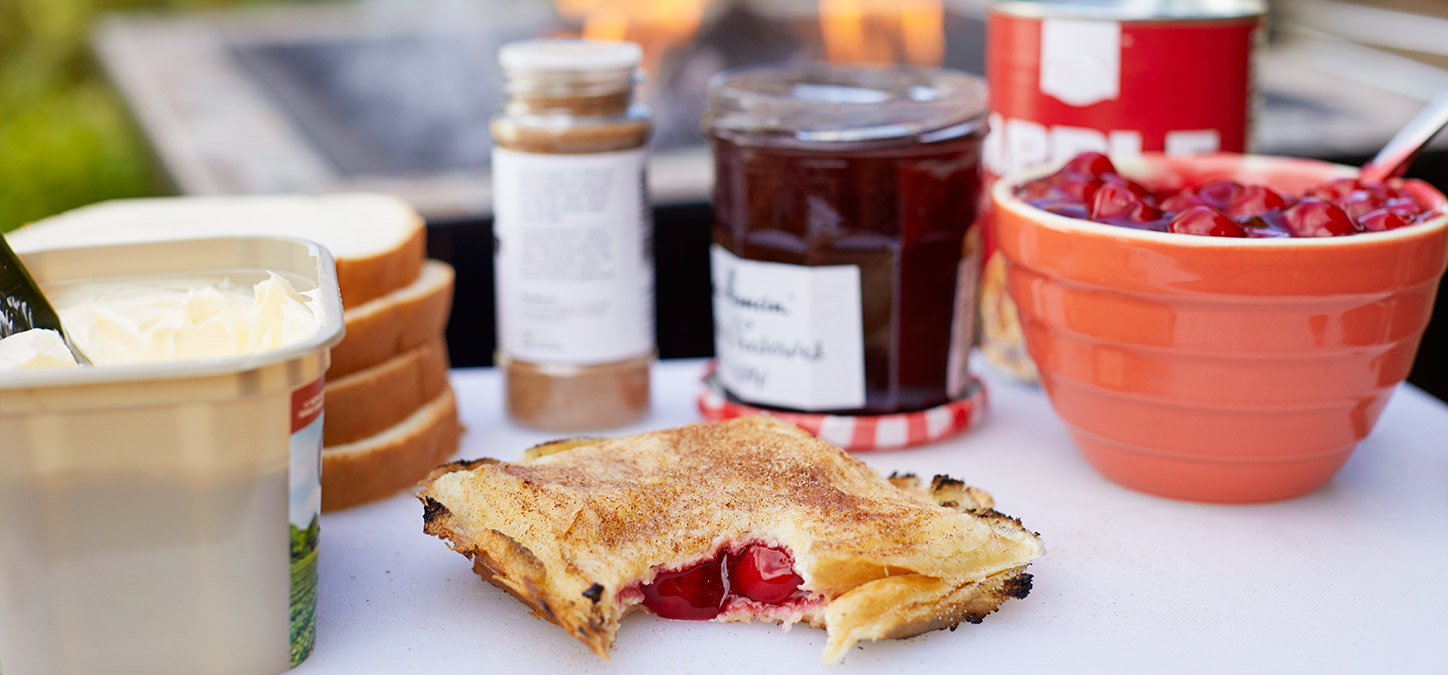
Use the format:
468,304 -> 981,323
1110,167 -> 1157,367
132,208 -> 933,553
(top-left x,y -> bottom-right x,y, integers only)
499,39 -> 642,73
703,62 -> 987,145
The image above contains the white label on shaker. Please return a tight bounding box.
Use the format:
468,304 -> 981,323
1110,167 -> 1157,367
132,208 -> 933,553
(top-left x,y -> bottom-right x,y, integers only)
710,245 -> 866,411
493,147 -> 655,365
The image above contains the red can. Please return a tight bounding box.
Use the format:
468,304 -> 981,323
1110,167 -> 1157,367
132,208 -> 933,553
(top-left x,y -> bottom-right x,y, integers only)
978,0 -> 1265,381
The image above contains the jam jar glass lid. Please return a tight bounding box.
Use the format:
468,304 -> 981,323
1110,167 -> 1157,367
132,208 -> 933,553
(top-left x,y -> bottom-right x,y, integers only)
702,62 -> 987,146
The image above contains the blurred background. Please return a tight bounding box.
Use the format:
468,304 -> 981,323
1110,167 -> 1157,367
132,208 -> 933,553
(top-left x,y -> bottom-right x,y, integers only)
4,0 -> 1448,397
0,0 -> 184,234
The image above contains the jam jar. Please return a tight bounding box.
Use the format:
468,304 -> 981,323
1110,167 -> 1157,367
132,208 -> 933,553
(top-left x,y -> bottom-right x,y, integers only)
703,64 -> 987,415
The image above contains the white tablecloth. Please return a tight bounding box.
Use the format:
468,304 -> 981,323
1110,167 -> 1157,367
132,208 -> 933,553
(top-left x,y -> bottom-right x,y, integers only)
300,359 -> 1448,674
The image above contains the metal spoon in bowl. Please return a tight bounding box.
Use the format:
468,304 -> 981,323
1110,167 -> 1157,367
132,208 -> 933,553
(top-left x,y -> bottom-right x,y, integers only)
1361,87 -> 1448,184
1,232 -> 91,365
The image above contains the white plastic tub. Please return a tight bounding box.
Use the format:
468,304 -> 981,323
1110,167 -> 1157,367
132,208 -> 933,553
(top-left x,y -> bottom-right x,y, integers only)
0,237 -> 345,675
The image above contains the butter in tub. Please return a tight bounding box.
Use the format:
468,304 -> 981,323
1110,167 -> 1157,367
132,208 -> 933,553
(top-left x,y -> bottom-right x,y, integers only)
0,271 -> 322,369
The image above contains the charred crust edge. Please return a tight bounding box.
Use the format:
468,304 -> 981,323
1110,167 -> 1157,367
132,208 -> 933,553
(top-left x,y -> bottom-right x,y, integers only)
442,458 -> 495,470
1002,573 -> 1033,599
421,497 -> 450,524
422,458 -> 502,485
930,475 -> 965,491
581,583 -> 604,603
976,508 -> 1028,529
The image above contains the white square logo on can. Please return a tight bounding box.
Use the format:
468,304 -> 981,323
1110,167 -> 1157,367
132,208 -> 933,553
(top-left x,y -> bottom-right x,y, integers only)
1040,18 -> 1121,107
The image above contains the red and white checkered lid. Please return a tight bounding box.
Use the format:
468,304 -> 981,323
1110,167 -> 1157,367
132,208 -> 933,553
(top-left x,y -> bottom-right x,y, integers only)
696,361 -> 987,452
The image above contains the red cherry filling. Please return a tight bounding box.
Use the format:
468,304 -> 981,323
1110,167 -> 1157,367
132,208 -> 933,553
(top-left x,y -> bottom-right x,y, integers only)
1052,175 -> 1102,203
639,556 -> 727,620
1224,185 -> 1288,218
1089,183 -> 1162,223
1064,151 -> 1115,176
1159,192 -> 1203,212
1338,192 -> 1385,220
1195,180 -> 1243,208
1101,172 -> 1150,197
1016,177 -> 1057,201
1360,209 -> 1410,232
1281,198 -> 1357,237
732,545 -> 807,604
1169,206 -> 1245,237
1308,177 -> 1366,202
1015,152 -> 1442,238
636,544 -> 808,621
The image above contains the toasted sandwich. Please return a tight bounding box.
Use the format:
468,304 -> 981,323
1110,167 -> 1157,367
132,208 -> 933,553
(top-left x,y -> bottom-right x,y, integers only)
418,416 -> 1043,663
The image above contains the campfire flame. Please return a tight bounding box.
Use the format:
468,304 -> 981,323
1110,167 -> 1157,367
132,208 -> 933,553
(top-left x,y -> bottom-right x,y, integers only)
553,0 -> 713,76
552,0 -> 945,76
821,0 -> 944,65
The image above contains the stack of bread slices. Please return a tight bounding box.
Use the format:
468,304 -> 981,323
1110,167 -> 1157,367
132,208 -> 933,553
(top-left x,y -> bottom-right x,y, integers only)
10,193 -> 461,510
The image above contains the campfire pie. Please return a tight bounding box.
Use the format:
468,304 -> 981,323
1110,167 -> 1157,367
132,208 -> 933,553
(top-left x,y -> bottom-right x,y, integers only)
418,416 -> 1043,663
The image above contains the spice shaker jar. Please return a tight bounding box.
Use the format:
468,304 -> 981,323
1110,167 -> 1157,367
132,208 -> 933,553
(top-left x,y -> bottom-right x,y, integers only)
703,63 -> 988,415
491,39 -> 654,430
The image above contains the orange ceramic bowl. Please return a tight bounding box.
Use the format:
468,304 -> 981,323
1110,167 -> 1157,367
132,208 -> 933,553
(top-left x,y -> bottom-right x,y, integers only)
993,154 -> 1448,503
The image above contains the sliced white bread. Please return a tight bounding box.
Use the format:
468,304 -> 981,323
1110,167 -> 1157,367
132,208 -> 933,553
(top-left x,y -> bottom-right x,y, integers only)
10,194 -> 426,308
323,384 -> 461,511
330,260 -> 454,379
325,336 -> 450,446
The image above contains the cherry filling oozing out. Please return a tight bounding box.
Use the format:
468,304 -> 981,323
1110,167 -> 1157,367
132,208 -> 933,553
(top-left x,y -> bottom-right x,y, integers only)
635,544 -> 813,620
1016,152 -> 1442,238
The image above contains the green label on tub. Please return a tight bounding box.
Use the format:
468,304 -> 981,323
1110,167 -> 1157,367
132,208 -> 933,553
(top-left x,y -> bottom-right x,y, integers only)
289,378 -> 325,667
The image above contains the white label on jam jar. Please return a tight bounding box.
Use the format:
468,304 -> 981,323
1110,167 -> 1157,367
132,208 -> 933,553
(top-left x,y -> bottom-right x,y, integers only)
710,245 -> 866,411
493,147 -> 655,365
947,238 -> 982,400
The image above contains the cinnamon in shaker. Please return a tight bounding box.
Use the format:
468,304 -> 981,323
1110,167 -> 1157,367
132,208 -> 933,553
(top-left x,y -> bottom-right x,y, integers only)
490,39 -> 654,430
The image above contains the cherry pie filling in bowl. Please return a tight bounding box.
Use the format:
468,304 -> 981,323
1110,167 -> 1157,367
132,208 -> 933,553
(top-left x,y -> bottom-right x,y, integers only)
1016,152 -> 1442,238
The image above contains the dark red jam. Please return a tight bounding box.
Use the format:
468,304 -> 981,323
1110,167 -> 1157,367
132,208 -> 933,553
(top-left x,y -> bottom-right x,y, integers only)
637,544 -> 811,621
705,64 -> 988,416
1016,152 -> 1440,238
711,129 -> 983,413
638,554 -> 729,620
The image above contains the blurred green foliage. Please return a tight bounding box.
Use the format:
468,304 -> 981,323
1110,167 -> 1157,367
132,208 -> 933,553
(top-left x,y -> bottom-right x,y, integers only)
0,0 -> 282,233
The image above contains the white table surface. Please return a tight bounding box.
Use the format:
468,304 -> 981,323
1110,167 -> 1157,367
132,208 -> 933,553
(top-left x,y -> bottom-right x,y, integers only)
301,359 -> 1448,674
